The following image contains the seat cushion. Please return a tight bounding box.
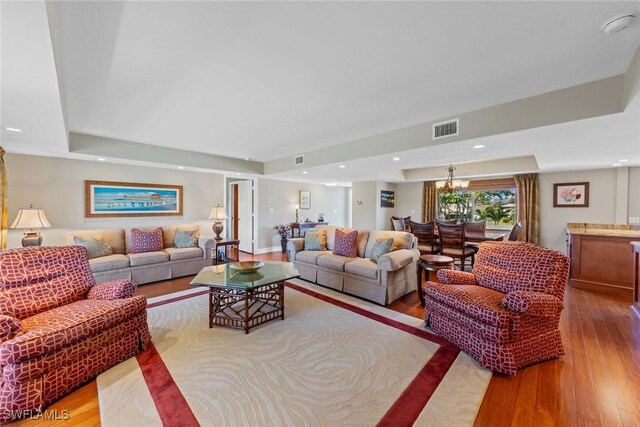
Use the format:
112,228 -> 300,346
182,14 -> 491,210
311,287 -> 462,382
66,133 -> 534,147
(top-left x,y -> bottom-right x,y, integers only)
317,254 -> 355,272
128,251 -> 169,267
89,254 -> 130,272
417,244 -> 440,254
164,247 -> 203,261
296,250 -> 332,265
0,297 -> 147,364
344,258 -> 378,280
441,247 -> 476,257
424,282 -> 512,328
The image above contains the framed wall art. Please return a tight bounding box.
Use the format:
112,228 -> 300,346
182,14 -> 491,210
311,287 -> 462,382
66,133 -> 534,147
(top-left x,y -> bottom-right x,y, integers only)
553,182 -> 589,207
85,180 -> 183,218
380,190 -> 395,208
299,190 -> 311,209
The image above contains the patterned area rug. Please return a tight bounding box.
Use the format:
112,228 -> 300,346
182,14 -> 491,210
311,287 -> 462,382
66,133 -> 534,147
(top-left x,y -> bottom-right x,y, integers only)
97,280 -> 491,426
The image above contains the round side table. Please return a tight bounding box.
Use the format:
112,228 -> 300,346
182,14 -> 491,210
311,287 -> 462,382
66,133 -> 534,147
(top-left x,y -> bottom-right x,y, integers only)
416,255 -> 454,306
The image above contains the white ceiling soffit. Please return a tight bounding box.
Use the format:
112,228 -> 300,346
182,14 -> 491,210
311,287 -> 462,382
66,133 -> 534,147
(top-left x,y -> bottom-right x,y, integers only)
50,1 -> 640,162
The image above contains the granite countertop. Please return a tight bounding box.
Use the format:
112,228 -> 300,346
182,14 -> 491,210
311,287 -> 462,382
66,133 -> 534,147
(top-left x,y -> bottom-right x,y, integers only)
567,223 -> 640,238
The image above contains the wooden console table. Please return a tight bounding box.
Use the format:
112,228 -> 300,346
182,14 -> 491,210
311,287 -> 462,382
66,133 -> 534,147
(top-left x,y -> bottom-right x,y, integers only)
291,221 -> 327,238
212,239 -> 240,265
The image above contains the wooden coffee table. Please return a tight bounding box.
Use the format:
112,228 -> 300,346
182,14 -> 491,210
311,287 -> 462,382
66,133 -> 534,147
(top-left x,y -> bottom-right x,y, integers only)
190,262 -> 300,334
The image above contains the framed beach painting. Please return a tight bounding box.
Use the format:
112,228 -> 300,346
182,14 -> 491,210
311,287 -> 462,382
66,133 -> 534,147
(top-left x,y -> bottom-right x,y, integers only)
85,181 -> 183,217
299,190 -> 311,209
553,182 -> 589,207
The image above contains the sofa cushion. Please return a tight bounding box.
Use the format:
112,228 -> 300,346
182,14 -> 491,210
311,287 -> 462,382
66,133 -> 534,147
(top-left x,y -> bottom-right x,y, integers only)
317,254 -> 354,272
164,247 -> 203,261
333,229 -> 358,257
89,254 -> 131,272
174,229 -> 198,248
370,238 -> 393,263
295,250 -> 332,265
129,251 -> 170,267
131,228 -> 164,254
344,258 -> 378,280
65,229 -> 126,255
304,230 -> 327,251
0,296 -> 147,365
365,231 -> 413,258
74,236 -> 113,259
424,282 -> 512,329
162,224 -> 200,249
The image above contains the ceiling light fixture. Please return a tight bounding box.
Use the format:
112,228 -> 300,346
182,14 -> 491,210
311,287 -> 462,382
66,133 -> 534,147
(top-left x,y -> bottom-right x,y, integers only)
325,183 -> 337,187
392,157 -> 400,161
339,165 -> 346,169
302,171 -> 308,174
97,157 -> 107,162
613,163 -> 622,167
244,157 -> 252,161
5,127 -> 21,132
602,14 -> 636,34
435,164 -> 469,193
178,166 -> 185,170
619,159 -> 628,162
472,144 -> 485,149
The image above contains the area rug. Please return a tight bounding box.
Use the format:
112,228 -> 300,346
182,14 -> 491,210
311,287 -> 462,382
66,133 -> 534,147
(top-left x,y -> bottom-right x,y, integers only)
97,280 -> 491,426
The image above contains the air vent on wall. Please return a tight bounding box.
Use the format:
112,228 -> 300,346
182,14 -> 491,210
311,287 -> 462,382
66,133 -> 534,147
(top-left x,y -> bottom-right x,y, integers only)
294,155 -> 304,166
432,118 -> 459,140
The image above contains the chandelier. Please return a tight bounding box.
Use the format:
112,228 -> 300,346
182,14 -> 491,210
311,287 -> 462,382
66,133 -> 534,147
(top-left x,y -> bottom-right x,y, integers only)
435,164 -> 469,193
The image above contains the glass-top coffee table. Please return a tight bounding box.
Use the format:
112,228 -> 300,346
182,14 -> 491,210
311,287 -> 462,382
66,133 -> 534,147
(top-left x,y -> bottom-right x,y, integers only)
190,261 -> 300,334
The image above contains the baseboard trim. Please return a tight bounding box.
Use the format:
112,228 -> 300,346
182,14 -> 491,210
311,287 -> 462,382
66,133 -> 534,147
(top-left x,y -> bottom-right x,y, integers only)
254,246 -> 282,255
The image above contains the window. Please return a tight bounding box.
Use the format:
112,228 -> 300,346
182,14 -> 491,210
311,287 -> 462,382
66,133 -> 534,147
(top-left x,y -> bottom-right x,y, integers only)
437,178 -> 516,229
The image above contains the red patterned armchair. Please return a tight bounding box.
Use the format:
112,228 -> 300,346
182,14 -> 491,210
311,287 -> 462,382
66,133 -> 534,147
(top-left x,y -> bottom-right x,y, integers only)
0,246 -> 151,419
424,241 -> 569,375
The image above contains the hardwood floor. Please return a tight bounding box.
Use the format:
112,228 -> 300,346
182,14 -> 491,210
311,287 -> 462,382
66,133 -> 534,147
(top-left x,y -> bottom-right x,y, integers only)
11,250 -> 640,426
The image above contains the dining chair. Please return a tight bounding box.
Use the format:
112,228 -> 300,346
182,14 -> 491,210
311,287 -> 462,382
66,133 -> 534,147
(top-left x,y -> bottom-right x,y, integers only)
508,222 -> 522,241
390,215 -> 412,232
436,220 -> 475,271
408,220 -> 439,254
464,220 -> 487,253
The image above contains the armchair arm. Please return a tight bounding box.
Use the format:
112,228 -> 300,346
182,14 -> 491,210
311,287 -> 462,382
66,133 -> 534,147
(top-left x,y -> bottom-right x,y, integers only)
88,280 -> 137,300
0,315 -> 22,342
286,238 -> 305,262
502,291 -> 564,317
198,236 -> 216,260
377,249 -> 420,272
436,270 -> 477,286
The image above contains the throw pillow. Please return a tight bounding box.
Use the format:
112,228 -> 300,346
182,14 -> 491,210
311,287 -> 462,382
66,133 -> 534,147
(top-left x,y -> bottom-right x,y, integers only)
391,218 -> 406,231
304,230 -> 327,251
370,238 -> 394,263
333,229 -> 358,257
131,228 -> 164,254
74,235 -> 113,259
174,229 -> 198,248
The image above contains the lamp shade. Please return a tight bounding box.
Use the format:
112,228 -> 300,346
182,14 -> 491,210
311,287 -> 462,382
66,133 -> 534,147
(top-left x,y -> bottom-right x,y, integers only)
208,206 -> 228,220
10,208 -> 52,229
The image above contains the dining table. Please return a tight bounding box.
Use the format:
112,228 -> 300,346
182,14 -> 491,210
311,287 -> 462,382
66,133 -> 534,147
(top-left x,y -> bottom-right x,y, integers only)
464,231 -> 506,243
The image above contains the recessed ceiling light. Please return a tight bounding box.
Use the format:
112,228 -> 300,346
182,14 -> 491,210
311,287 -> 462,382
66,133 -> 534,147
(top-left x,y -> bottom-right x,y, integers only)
5,127 -> 21,132
236,173 -> 241,176
97,157 -> 106,162
619,159 -> 628,162
613,163 -> 622,167
602,14 -> 636,35
392,157 -> 400,161
472,144 -> 485,149
339,165 -> 346,169
244,157 -> 252,161
178,166 -> 185,170
302,171 -> 308,174
325,182 -> 337,187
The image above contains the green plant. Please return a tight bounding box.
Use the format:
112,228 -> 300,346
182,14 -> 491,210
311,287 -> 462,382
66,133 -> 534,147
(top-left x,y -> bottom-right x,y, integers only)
476,205 -> 509,225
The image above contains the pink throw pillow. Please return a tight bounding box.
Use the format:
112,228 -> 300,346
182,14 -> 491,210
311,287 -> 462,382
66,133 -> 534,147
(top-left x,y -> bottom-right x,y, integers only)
131,228 -> 164,254
333,229 -> 358,257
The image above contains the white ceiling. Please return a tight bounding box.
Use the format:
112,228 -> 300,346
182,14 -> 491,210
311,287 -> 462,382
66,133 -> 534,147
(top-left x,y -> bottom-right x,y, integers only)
1,1 -> 640,183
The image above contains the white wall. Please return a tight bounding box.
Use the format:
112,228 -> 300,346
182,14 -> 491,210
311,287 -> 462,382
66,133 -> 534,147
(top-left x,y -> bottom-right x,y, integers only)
5,153 -> 224,248
256,178 -> 349,252
395,181 -> 423,221
352,181 -> 378,229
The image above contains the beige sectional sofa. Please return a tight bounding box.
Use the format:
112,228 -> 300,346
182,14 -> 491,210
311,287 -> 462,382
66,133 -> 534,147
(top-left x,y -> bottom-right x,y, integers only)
287,225 -> 420,306
64,224 -> 214,284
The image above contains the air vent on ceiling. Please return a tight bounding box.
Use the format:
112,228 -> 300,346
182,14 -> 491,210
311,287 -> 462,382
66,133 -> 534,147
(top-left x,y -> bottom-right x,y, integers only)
432,118 -> 459,140
294,155 -> 304,166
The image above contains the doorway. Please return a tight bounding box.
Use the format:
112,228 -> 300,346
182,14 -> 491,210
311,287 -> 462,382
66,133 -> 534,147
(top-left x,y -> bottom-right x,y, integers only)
228,178 -> 255,254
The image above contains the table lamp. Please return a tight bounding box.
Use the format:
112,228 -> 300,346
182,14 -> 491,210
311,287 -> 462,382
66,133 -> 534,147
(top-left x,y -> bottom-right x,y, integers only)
10,205 -> 52,247
208,205 -> 228,241
295,204 -> 300,222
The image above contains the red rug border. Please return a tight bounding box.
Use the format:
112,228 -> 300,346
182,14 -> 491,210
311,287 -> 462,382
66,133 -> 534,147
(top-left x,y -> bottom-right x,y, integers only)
137,280 -> 462,427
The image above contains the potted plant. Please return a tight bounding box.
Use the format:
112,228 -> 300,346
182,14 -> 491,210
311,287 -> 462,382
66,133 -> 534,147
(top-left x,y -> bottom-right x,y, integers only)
318,212 -> 325,222
273,224 -> 292,253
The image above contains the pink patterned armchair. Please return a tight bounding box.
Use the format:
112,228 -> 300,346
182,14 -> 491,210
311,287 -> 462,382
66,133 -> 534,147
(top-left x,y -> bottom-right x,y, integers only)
424,241 -> 569,375
0,246 -> 151,419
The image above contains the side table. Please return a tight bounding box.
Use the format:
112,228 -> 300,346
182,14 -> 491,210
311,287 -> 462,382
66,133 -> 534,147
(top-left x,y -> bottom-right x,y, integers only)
416,255 -> 454,306
212,239 -> 240,265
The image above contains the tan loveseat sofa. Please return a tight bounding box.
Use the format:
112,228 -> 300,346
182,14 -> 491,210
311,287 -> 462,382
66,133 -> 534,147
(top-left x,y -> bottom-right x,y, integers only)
64,224 -> 214,284
286,225 -> 420,305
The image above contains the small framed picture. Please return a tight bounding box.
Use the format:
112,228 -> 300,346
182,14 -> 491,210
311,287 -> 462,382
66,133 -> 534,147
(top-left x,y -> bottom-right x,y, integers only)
217,248 -> 226,262
300,190 -> 311,209
380,190 -> 395,208
553,182 -> 589,207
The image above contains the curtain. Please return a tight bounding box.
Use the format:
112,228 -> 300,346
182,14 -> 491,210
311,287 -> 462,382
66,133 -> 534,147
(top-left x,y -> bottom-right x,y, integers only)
422,181 -> 437,222
514,173 -> 539,244
0,147 -> 7,250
